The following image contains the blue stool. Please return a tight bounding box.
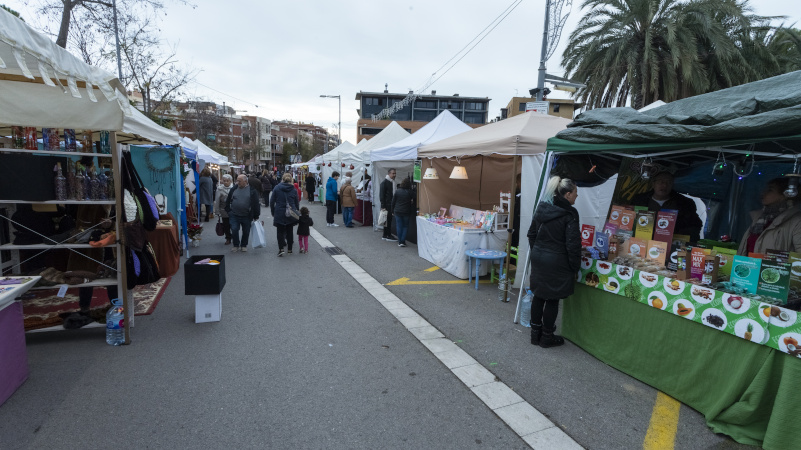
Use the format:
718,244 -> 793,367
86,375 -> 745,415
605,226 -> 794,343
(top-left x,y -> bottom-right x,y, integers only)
465,249 -> 508,290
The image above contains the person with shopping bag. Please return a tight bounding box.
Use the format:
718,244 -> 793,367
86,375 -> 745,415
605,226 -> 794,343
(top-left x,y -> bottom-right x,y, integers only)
270,173 -> 300,256
224,174 -> 260,253
248,219 -> 267,249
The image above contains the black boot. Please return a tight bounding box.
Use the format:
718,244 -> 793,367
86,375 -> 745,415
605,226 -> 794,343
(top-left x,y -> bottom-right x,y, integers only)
540,326 -> 565,348
530,323 -> 542,345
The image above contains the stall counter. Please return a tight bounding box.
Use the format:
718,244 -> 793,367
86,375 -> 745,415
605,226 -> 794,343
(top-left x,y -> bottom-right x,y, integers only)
416,216 -> 507,279
563,284 -> 800,449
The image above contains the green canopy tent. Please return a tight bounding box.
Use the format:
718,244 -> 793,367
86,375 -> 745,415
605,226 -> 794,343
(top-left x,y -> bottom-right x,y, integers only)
528,71 -> 801,449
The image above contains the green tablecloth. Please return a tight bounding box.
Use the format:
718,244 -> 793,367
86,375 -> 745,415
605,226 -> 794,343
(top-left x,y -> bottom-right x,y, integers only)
563,284 -> 801,449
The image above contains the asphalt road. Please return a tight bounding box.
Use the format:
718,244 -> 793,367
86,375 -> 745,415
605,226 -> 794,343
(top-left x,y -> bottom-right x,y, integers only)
0,202 -> 754,449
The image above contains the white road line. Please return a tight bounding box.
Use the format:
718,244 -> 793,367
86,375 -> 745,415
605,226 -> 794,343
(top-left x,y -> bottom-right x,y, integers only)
308,228 -> 583,449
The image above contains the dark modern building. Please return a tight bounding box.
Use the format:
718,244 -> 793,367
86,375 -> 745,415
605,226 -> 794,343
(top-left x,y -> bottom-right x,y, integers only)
355,89 -> 490,142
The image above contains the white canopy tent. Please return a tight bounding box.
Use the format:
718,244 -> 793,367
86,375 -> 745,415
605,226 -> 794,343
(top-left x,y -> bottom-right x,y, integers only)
193,139 -> 229,167
339,122 -> 410,193
320,140 -> 360,198
370,110 -> 471,162
370,111 -> 472,230
0,9 -> 139,345
120,108 -> 180,145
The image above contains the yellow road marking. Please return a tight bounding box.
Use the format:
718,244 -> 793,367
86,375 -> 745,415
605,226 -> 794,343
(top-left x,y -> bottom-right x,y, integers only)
424,266 -> 440,272
643,392 -> 680,450
386,277 -> 493,286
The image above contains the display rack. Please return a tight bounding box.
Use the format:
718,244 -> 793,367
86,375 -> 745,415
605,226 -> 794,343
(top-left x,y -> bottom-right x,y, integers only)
0,132 -> 131,343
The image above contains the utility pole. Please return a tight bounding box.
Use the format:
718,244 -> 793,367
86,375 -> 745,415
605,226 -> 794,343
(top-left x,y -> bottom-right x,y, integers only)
536,0 -> 551,102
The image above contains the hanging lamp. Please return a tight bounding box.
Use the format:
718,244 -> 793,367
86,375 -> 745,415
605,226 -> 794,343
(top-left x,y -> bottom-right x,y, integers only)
450,157 -> 468,179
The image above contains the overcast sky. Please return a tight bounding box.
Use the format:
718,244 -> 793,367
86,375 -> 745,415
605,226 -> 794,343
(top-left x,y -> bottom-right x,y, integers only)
5,0 -> 799,144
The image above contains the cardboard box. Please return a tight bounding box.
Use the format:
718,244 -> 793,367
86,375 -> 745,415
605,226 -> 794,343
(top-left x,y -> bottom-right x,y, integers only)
701,254 -> 720,285
627,237 -> 647,258
619,210 -> 636,231
756,258 -> 790,304
690,247 -> 711,280
185,255 -> 226,295
646,240 -> 668,267
713,247 -> 738,278
195,294 -> 222,323
608,205 -> 624,226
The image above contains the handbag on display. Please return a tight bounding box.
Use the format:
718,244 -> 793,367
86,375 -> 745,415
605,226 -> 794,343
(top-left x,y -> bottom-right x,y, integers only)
121,151 -> 158,231
215,217 -> 225,236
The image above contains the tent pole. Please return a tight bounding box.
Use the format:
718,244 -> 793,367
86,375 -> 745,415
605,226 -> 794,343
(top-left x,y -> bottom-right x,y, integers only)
112,133 -> 132,344
502,155 -> 519,302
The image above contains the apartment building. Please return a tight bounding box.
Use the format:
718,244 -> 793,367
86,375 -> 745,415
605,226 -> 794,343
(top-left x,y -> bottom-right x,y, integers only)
355,89 -> 490,142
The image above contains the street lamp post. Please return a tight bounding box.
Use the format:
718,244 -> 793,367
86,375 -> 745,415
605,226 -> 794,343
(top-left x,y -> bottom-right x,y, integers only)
320,95 -> 341,146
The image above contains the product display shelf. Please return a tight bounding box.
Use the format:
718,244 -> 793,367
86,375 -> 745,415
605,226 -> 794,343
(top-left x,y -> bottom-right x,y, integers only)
27,277 -> 118,290
0,132 -> 130,343
0,148 -> 113,158
0,242 -> 119,250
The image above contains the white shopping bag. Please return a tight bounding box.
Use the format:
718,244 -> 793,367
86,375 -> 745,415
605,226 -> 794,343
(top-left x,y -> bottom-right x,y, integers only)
249,220 -> 267,249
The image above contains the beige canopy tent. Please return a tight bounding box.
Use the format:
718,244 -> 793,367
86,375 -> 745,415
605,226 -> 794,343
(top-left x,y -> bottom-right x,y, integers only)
417,112 -> 576,290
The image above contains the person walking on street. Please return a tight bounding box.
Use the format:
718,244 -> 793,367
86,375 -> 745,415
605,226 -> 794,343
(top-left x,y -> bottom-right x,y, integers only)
527,176 -> 581,348
391,178 -> 413,247
271,173 -> 300,256
305,173 -> 316,203
260,170 -> 273,207
215,174 -> 234,245
340,177 -> 357,228
380,168 -> 397,240
297,207 -> 313,253
225,174 -> 261,252
325,171 -> 340,227
198,168 -> 214,222
248,172 -> 263,199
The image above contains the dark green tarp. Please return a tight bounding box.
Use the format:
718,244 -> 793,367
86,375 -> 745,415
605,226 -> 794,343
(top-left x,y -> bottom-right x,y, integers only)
555,70 -> 801,146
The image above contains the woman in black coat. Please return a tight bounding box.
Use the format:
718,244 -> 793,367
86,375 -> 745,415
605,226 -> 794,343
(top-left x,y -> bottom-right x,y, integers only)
391,178 -> 414,247
270,173 -> 300,256
527,176 -> 580,348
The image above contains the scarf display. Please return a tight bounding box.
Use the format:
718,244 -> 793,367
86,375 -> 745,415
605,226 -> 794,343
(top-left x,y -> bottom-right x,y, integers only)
750,200 -> 792,234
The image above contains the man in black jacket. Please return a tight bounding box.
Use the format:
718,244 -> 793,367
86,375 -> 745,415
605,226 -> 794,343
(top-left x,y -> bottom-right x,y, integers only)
631,171 -> 703,243
225,175 -> 261,252
379,168 -> 397,241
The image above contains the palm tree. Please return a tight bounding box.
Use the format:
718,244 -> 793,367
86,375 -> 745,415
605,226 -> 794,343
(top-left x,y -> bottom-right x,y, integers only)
562,0 -> 779,109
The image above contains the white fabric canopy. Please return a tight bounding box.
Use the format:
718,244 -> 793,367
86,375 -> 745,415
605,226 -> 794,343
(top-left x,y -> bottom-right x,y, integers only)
322,141 -> 355,162
193,139 -> 229,166
418,112 -> 572,157
0,9 -> 129,130
120,108 -> 181,145
342,122 -> 410,164
371,111 -> 471,162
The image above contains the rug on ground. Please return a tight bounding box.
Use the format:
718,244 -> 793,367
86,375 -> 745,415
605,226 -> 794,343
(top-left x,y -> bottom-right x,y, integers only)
20,277 -> 171,331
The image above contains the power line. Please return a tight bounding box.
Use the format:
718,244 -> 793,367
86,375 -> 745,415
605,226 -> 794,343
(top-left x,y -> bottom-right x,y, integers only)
189,80 -> 261,108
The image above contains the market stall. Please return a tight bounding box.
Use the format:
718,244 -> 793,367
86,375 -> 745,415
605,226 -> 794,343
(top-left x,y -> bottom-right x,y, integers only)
416,112 -> 591,282
0,7 -> 144,404
536,70 -> 801,449
320,140 -> 355,200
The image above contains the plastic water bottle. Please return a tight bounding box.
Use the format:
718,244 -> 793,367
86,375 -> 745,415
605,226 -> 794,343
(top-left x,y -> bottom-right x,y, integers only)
106,298 -> 124,346
498,274 -> 507,302
520,289 -> 533,327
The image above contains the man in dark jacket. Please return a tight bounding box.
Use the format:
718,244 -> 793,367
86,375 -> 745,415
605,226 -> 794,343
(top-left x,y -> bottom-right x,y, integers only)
270,173 -> 300,256
631,171 -> 703,242
391,178 -> 413,247
379,168 -> 397,241
225,174 -> 261,252
260,171 -> 273,207
305,173 -> 316,203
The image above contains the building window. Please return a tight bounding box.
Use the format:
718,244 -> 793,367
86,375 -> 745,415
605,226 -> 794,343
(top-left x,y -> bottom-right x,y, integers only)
553,104 -> 561,113
441,101 -> 462,110
361,127 -> 383,136
465,102 -> 485,110
463,112 -> 485,124
413,110 -> 437,122
518,103 -> 526,112
415,100 -> 436,109
364,97 -> 383,106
